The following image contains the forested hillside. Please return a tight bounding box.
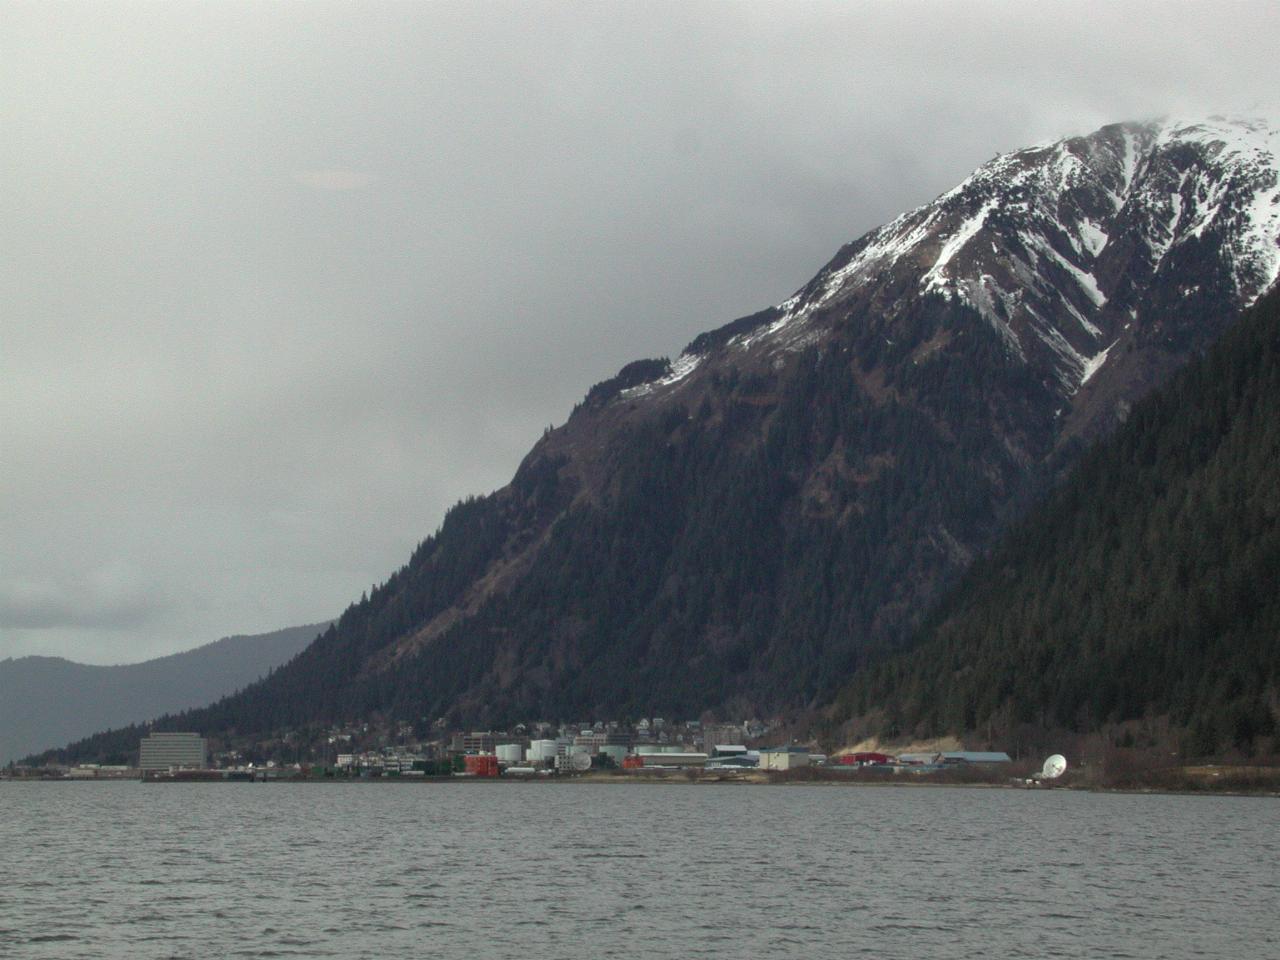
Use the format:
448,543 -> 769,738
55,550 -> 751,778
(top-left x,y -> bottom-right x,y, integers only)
835,286 -> 1280,757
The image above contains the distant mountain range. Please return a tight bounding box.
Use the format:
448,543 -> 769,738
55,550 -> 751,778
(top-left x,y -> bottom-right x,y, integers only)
41,117 -> 1280,762
1,622 -> 328,765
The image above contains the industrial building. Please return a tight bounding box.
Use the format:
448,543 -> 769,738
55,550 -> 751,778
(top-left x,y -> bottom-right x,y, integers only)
758,746 -> 810,771
705,753 -> 758,770
463,755 -> 500,777
527,740 -> 559,764
835,752 -> 894,766
139,732 -> 207,771
459,732 -> 497,754
633,747 -> 708,768
897,751 -> 1012,765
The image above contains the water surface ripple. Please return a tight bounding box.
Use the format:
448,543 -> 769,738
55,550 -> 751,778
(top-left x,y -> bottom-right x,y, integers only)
1,782 -> 1275,958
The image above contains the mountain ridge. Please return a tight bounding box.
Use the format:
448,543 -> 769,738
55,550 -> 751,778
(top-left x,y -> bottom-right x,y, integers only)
1,622 -> 329,765
37,116 -> 1280,761
597,117 -> 1279,433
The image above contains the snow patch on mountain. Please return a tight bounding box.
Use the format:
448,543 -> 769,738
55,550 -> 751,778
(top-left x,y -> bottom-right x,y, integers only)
721,115 -> 1278,395
1152,117 -> 1280,298
1020,231 -> 1107,308
1077,219 -> 1109,256
924,199 -> 997,292
1079,339 -> 1119,388
620,351 -> 704,399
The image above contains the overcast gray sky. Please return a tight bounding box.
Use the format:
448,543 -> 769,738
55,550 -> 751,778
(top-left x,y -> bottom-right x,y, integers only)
3,1 -> 1277,664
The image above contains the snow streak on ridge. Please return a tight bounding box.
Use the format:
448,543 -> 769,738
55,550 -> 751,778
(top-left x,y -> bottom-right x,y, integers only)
725,116 -> 1280,393
623,117 -> 1278,405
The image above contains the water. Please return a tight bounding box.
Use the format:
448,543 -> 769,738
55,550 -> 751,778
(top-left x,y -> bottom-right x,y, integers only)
1,781 -> 1275,959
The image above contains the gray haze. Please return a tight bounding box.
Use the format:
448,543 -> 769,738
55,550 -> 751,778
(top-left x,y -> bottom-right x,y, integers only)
3,2 -> 1277,664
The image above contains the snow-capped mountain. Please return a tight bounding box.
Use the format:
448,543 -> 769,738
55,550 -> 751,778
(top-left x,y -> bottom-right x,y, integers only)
53,119 -> 1280,752
624,117 -> 1278,442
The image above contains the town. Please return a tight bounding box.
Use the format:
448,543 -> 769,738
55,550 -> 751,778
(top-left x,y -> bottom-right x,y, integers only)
4,717 -> 1013,782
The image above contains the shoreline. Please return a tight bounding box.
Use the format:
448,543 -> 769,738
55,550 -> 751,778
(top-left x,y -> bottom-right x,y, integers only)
5,770 -> 1277,797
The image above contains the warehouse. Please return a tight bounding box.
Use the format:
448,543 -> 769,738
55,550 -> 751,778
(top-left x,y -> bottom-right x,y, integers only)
758,747 -> 809,771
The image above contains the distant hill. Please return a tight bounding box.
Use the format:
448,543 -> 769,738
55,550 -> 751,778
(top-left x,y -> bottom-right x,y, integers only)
833,286 -> 1280,758
1,622 -> 329,765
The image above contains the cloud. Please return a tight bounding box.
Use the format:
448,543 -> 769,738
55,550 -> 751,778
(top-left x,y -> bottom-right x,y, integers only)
3,1 -> 1278,663
0,562 -> 161,632
293,169 -> 376,191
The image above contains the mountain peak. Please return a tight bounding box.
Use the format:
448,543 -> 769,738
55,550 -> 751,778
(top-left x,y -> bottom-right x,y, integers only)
631,117 -> 1278,406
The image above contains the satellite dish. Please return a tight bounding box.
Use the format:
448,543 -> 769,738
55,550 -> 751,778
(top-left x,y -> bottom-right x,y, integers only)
570,752 -> 592,772
1041,754 -> 1067,779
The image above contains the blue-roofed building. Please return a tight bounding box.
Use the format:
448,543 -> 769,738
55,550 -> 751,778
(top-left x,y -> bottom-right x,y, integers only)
941,751 -> 1011,764
896,750 -> 1011,767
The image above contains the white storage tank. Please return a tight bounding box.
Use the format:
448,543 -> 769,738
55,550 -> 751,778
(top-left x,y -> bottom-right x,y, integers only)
496,743 -> 523,765
528,740 -> 558,763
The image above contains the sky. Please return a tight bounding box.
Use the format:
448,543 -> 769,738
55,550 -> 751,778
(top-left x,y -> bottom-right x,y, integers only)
3,1 -> 1278,665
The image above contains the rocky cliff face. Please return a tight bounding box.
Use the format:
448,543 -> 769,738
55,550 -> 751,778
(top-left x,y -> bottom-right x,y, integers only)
83,118 -> 1280,738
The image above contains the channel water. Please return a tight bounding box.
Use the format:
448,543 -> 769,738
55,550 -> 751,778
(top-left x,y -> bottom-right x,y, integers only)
1,781 -> 1275,958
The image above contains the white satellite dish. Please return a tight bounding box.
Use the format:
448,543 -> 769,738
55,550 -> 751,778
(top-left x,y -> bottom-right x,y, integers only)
570,752 -> 592,772
1041,754 -> 1067,779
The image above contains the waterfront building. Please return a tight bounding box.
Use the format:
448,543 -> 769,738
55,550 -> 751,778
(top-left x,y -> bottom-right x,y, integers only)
758,747 -> 809,771
941,751 -> 1012,764
633,748 -> 708,768
573,730 -> 632,754
464,755 -> 500,777
527,739 -> 559,765
705,754 -> 758,770
897,751 -> 1012,765
461,732 -> 497,754
598,744 -> 628,766
835,752 -> 894,766
139,732 -> 207,771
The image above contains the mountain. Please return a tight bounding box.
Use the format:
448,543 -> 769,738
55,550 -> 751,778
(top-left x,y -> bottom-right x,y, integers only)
45,117 -> 1280,758
1,622 -> 328,765
832,285 -> 1280,758
764,117 -> 1279,449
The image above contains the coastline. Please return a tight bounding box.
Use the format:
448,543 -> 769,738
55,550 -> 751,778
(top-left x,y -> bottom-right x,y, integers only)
5,768 -> 1277,797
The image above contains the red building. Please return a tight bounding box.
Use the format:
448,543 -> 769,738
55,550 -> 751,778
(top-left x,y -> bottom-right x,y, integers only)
836,752 -> 893,766
464,754 -> 500,777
